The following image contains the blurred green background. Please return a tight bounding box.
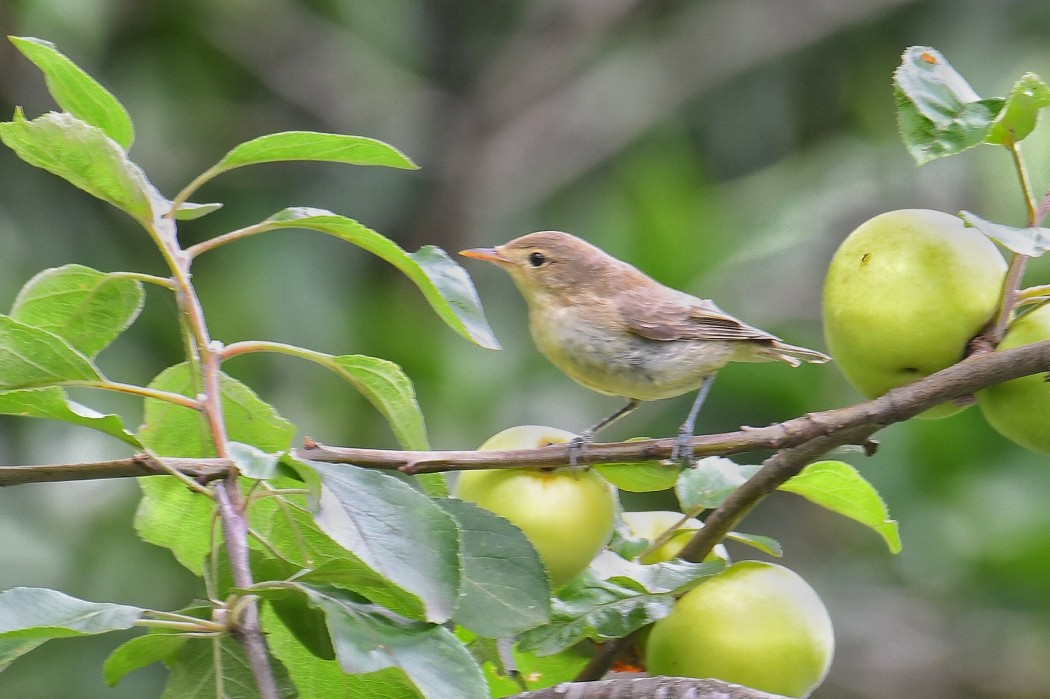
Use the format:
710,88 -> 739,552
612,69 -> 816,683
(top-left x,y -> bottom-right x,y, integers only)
2,1 -> 1050,697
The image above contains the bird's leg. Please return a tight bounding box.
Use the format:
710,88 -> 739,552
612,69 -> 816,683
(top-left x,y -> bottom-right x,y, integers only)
569,398 -> 640,469
672,374 -> 716,467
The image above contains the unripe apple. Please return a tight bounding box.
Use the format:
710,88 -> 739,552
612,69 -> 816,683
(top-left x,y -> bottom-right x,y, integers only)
620,510 -> 728,564
454,425 -> 617,589
823,209 -> 1006,418
646,561 -> 834,698
978,305 -> 1050,453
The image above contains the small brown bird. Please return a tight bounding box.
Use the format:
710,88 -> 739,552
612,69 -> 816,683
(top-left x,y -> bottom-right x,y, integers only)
461,231 -> 829,464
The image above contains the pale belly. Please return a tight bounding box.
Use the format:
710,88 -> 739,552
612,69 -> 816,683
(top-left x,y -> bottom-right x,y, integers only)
530,308 -> 737,401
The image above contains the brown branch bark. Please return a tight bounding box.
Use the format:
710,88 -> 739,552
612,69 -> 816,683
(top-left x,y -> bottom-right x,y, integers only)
504,676 -> 788,699
3,337 -> 1047,487
0,456 -> 229,486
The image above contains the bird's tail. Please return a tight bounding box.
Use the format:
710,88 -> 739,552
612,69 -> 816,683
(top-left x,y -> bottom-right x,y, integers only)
761,340 -> 831,367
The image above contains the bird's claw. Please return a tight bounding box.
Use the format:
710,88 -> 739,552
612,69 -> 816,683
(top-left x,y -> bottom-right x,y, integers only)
568,431 -> 594,471
671,429 -> 697,468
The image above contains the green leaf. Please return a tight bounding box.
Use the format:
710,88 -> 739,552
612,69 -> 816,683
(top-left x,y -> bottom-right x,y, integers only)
0,387 -> 139,445
894,46 -> 1002,164
516,571 -> 673,656
985,73 -> 1050,146
11,264 -> 144,358
228,442 -> 280,480
462,630 -> 589,698
594,444 -> 680,492
9,36 -> 134,149
267,587 -> 336,661
212,131 -> 418,173
104,633 -> 188,686
161,635 -> 297,699
589,550 -> 725,596
407,246 -> 501,350
0,588 -> 142,666
436,499 -> 550,638
960,210 -> 1050,257
0,110 -> 165,227
292,584 -> 487,699
232,345 -> 446,495
0,638 -> 47,672
255,502 -> 427,621
725,531 -> 783,557
325,354 -> 429,450
262,602 -> 424,699
171,201 -> 223,220
674,456 -> 760,511
134,363 -> 294,573
262,209 -> 500,350
779,460 -> 901,553
134,479 -> 216,575
0,314 -> 102,390
305,460 -> 461,623
136,362 -> 295,457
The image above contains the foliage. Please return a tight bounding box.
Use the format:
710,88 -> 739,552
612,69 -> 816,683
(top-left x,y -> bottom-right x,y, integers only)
1,34 -> 1050,699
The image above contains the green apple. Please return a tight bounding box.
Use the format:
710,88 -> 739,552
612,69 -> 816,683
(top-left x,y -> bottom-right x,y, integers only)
620,510 -> 728,564
978,305 -> 1050,453
646,561 -> 834,698
823,209 -> 1006,418
454,425 -> 617,588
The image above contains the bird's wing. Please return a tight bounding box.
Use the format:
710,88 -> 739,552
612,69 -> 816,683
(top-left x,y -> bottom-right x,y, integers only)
618,290 -> 779,343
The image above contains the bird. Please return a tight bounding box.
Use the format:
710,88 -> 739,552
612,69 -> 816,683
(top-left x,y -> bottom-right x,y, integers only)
460,231 -> 830,465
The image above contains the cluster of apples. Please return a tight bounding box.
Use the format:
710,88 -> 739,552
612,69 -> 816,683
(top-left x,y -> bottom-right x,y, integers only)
455,426 -> 834,698
450,210 -> 1049,696
824,208 -> 1050,451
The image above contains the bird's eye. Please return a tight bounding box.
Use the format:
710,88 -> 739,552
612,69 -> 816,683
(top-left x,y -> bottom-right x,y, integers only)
528,252 -> 547,267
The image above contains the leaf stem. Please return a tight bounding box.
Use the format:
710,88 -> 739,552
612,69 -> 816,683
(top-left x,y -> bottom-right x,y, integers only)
1012,142 -> 1038,226
185,221 -> 275,259
1018,284 -> 1050,301
108,271 -> 175,289
167,165 -> 222,217
221,339 -> 326,364
136,618 -> 225,634
134,450 -> 214,497
987,143 -> 1038,344
76,380 -> 202,410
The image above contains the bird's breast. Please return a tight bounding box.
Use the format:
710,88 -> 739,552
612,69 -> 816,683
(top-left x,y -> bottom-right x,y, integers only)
527,303 -> 735,400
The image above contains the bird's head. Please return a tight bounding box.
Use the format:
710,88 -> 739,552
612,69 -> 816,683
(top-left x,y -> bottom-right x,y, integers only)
460,231 -> 617,304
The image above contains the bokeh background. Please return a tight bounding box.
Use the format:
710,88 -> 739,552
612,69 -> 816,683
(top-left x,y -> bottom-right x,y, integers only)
2,0 -> 1050,697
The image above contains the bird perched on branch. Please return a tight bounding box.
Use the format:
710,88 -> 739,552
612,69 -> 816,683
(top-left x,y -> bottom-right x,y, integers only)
461,231 -> 829,465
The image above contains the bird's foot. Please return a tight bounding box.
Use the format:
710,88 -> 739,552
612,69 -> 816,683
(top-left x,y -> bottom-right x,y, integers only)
568,430 -> 594,471
671,427 -> 696,468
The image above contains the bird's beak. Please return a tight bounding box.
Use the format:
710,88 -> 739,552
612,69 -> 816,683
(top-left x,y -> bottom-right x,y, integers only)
459,246 -> 510,264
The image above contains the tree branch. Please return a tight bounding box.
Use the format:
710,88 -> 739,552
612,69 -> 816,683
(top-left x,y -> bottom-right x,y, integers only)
505,676 -> 788,699
677,425 -> 876,563
2,337 -> 1049,487
0,456 -> 228,486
